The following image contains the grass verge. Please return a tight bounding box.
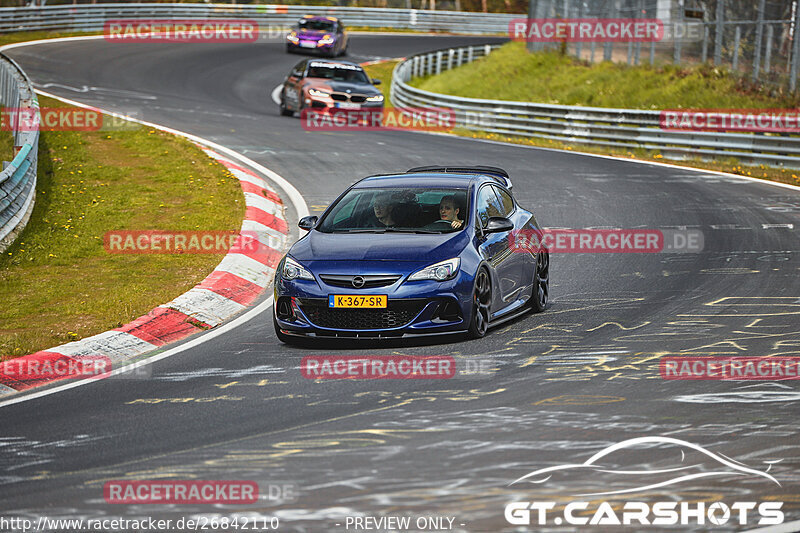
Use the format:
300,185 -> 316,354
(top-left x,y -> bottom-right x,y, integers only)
363,58 -> 800,187
410,41 -> 800,109
0,95 -> 244,360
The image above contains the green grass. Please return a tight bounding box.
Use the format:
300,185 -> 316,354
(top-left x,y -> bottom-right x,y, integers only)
410,41 -> 800,109
0,95 -> 244,359
363,59 -> 800,187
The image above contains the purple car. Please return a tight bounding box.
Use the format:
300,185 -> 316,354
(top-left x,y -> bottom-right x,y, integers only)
286,16 -> 349,58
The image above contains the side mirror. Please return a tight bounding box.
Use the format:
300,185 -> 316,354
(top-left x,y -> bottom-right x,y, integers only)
485,216 -> 514,234
298,215 -> 318,231
372,78 -> 382,85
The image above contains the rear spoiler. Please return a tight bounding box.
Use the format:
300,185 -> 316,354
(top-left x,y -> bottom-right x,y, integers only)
406,166 -> 513,190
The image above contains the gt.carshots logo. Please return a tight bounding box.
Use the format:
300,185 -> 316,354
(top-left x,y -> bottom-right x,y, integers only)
505,437 -> 784,527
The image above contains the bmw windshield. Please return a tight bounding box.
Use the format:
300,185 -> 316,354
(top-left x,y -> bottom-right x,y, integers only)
306,63 -> 370,83
316,188 -> 469,234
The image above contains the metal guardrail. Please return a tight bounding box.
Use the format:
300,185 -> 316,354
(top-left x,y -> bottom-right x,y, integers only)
0,52 -> 38,254
0,4 -> 515,34
391,44 -> 800,168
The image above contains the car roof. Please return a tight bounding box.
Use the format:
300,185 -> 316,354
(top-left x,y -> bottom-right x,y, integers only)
301,15 -> 339,22
355,172 -> 496,189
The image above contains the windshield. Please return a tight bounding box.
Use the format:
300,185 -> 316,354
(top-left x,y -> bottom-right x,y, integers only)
306,63 -> 370,83
316,188 -> 469,234
298,19 -> 336,32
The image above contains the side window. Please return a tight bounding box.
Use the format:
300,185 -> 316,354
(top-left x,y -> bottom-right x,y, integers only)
338,22 -> 345,33
291,60 -> 306,78
493,185 -> 515,216
476,186 -> 503,228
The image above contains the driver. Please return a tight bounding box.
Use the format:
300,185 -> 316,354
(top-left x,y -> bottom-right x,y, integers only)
438,195 -> 463,229
372,192 -> 397,227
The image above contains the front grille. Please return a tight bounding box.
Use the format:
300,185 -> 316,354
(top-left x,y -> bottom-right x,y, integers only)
298,298 -> 426,330
319,274 -> 401,289
329,93 -> 369,103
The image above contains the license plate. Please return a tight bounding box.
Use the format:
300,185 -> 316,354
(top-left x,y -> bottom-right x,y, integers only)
329,295 -> 387,308
300,41 -> 316,48
336,102 -> 361,110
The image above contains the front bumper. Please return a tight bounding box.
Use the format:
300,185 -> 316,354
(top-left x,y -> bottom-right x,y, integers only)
287,41 -> 335,54
274,271 -> 472,338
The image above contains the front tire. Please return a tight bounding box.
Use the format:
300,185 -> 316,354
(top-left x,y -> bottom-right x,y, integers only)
468,268 -> 491,339
530,250 -> 549,313
279,89 -> 293,116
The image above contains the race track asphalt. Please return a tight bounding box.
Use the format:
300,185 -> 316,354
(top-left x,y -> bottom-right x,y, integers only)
2,34 -> 799,532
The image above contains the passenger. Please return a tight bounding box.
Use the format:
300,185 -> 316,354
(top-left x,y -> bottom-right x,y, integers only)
438,195 -> 463,229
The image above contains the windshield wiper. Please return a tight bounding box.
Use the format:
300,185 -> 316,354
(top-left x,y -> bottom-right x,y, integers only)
382,228 -> 444,234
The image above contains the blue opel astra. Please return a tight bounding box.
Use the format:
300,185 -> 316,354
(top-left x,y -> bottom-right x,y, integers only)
273,166 -> 549,342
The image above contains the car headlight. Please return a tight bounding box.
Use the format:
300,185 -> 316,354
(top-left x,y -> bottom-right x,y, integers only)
408,258 -> 460,282
308,88 -> 330,98
366,94 -> 384,102
318,35 -> 335,45
287,33 -> 299,43
282,256 -> 314,281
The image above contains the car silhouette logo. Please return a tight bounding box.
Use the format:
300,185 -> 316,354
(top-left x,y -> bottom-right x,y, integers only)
352,276 -> 365,288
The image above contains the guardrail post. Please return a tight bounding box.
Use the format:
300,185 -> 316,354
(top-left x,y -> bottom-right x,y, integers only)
468,46 -> 474,63
673,0 -> 683,64
447,49 -> 454,71
792,5 -> 800,91
701,26 -> 709,62
752,0 -> 765,81
603,0 -> 614,62
714,0 -> 723,65
436,51 -> 442,74
764,24 -> 773,75
428,53 -> 434,75
484,44 -> 491,57
732,26 -> 740,71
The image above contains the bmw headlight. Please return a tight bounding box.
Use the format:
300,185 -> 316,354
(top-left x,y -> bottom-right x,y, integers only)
408,257 -> 460,282
318,35 -> 335,45
282,256 -> 314,281
366,94 -> 384,102
308,88 -> 331,98
287,32 -> 299,43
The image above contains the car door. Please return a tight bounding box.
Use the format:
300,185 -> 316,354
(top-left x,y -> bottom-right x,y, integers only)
337,21 -> 347,52
491,184 -> 533,304
284,60 -> 306,110
474,184 -> 516,314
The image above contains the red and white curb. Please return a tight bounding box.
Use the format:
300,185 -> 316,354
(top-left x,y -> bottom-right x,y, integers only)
0,145 -> 288,395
